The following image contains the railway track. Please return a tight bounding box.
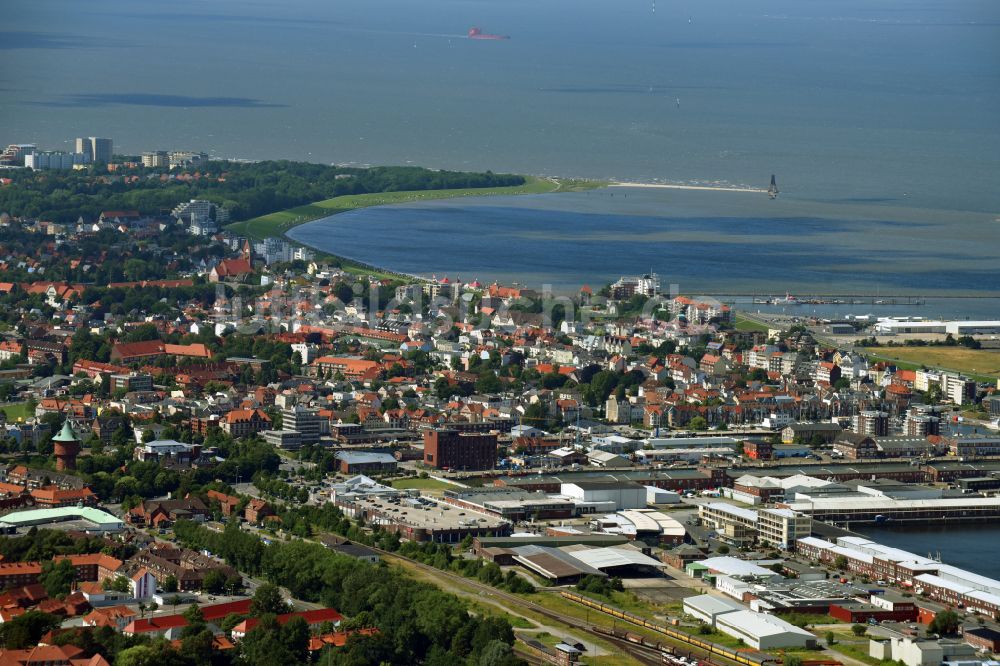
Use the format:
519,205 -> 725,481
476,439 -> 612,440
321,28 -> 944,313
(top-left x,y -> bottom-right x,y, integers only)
374,546 -> 660,664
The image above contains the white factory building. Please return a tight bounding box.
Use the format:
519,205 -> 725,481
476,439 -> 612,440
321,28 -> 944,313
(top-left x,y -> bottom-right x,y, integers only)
715,610 -> 816,649
874,318 -> 1000,336
645,486 -> 680,505
683,594 -> 744,624
682,594 -> 816,649
560,481 -> 647,511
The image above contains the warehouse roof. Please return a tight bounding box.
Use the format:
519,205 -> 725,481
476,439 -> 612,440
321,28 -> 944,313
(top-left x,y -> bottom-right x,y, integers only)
563,480 -> 645,491
334,451 -> 397,465
698,557 -> 777,578
716,610 -> 815,640
512,545 -> 606,580
565,546 -> 662,572
683,593 -> 745,617
0,506 -> 123,529
703,502 -> 759,522
784,496 -> 1000,512
476,535 -> 628,549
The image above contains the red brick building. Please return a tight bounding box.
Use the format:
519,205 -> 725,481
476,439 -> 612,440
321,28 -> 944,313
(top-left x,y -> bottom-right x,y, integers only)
423,429 -> 498,471
743,439 -> 773,461
220,408 -> 271,439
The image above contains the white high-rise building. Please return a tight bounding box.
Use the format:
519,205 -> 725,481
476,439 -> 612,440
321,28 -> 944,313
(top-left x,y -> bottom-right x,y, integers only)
141,151 -> 169,168
75,137 -> 113,163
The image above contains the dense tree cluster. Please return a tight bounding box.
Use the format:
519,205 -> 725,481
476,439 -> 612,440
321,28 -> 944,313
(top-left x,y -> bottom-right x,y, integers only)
575,574 -> 625,597
399,541 -> 535,594
0,527 -> 124,562
0,161 -> 525,224
172,521 -> 522,665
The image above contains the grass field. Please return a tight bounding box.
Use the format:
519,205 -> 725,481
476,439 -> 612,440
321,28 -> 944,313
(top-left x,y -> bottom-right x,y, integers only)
390,477 -> 455,491
865,346 -> 1000,380
0,403 -> 32,422
226,176 -> 604,241
734,315 -> 770,333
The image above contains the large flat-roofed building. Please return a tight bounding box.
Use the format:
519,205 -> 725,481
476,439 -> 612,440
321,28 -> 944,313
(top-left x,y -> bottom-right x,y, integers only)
683,594 -> 745,625
560,480 -> 646,511
644,436 -> 741,450
949,436 -> 1000,458
510,545 -> 607,584
335,451 -> 398,475
716,610 -> 816,649
0,507 -> 124,534
781,496 -> 1000,522
692,556 -> 782,580
334,493 -> 510,543
496,467 -> 725,494
874,318 -> 1000,336
781,422 -> 843,445
725,462 -> 930,486
443,488 -> 576,521
133,439 -> 201,464
423,428 -> 497,470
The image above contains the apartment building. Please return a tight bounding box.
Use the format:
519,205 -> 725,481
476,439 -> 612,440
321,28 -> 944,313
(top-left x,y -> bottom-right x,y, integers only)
757,508 -> 812,550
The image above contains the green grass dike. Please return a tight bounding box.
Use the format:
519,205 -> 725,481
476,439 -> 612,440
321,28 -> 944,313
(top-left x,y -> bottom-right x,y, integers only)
226,176 -> 605,241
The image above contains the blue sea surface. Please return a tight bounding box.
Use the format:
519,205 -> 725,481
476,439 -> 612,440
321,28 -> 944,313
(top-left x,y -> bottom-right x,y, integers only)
289,186 -> 1000,303
3,0 -> 999,213
855,524 -> 1000,580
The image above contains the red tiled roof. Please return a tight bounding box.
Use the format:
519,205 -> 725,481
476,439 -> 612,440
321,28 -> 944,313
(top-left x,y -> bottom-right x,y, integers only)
233,607 -> 343,635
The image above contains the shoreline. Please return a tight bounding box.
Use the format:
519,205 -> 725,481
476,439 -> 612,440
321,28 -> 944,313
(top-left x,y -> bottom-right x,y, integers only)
226,175 -> 605,241
268,178 -> 1000,300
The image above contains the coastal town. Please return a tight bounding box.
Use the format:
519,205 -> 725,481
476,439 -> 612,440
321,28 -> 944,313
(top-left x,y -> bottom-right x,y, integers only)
1,150 -> 1000,666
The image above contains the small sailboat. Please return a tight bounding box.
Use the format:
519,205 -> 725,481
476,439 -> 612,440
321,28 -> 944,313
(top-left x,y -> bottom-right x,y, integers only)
768,174 -> 779,199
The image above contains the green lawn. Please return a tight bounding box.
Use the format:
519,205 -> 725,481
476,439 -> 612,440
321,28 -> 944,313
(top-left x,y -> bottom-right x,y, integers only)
390,477 -> 455,491
830,640 -> 895,666
1,403 -> 32,423
734,315 -> 770,333
863,346 -> 1000,381
226,176 -> 604,241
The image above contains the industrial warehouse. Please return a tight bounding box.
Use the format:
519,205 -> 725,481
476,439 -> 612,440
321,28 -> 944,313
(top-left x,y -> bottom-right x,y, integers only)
796,536 -> 1000,617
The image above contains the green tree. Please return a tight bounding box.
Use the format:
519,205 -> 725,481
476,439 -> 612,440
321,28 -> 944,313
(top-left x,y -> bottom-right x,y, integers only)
250,582 -> 287,616
202,569 -> 226,594
929,610 -> 961,635
0,611 -> 61,649
688,416 -> 708,430
282,615 -> 310,662
851,624 -> 868,637
240,614 -> 295,666
39,558 -> 76,597
163,575 -> 178,593
478,639 -> 520,666
825,630 -> 836,646
180,603 -> 205,639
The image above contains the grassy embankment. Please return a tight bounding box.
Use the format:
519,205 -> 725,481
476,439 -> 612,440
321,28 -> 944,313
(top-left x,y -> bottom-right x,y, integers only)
226,176 -> 603,241
863,346 -> 1000,382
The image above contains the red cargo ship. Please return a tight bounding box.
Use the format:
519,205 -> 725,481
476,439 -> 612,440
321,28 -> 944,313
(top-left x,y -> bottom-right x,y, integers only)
468,27 -> 509,40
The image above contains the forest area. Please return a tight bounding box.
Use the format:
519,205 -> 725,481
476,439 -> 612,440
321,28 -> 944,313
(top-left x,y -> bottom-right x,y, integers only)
0,161 -> 525,223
